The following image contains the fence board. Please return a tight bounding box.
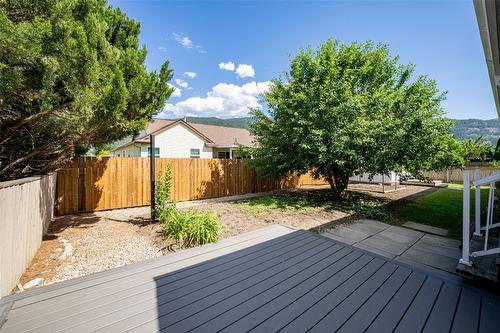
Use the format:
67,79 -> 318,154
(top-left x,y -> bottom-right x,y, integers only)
421,167 -> 500,183
56,157 -> 317,215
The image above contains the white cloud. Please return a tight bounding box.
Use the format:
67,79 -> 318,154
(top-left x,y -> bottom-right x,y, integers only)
168,83 -> 182,97
174,79 -> 190,89
218,61 -> 235,71
184,71 -> 197,79
235,64 -> 255,78
172,33 -> 194,48
160,81 -> 270,118
158,46 -> 167,52
172,33 -> 204,53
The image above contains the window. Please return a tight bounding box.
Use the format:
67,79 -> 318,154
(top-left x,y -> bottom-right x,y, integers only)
147,147 -> 160,157
190,148 -> 200,158
217,151 -> 230,159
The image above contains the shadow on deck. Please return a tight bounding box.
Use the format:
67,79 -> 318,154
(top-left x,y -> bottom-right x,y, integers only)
1,225 -> 500,332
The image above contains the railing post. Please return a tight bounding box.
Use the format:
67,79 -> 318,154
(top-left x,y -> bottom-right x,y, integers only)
460,170 -> 472,266
474,169 -> 482,237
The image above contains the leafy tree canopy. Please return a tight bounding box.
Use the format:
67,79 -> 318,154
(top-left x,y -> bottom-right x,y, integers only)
461,137 -> 493,163
0,0 -> 173,180
248,39 -> 455,195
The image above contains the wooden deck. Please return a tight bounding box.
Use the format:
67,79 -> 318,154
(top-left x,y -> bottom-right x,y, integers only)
1,224 -> 499,332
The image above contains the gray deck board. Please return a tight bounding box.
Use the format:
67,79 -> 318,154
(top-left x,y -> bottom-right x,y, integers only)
336,266 -> 412,333
5,233 -> 315,332
6,224 -> 292,314
309,261 -> 399,332
4,224 -> 289,309
422,282 -> 461,332
393,276 -> 443,333
451,288 -> 482,333
365,271 -> 427,333
1,224 -> 499,333
124,241 -> 341,333
5,230 -> 306,323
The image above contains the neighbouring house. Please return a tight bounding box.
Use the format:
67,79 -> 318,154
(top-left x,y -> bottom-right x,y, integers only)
112,118 -> 254,159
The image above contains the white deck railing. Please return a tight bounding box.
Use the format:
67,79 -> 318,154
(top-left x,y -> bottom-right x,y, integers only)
460,169 -> 500,266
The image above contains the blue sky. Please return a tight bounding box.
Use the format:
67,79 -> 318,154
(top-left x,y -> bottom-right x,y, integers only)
110,0 -> 497,120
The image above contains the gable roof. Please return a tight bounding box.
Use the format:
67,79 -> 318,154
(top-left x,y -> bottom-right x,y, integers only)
132,118 -> 255,147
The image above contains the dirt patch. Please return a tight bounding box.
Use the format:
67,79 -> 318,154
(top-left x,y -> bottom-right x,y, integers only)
18,184 -> 430,292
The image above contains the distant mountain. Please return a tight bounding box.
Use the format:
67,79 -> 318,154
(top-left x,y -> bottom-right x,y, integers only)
449,118 -> 499,145
183,116 -> 500,146
185,116 -> 252,129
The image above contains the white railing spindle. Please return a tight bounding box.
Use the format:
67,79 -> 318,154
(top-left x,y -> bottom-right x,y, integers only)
474,169 -> 482,236
460,170 -> 472,266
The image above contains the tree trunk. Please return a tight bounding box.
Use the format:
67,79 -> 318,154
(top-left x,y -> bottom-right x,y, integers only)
326,164 -> 350,197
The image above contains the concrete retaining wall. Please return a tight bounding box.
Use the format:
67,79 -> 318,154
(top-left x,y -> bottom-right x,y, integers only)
0,174 -> 56,297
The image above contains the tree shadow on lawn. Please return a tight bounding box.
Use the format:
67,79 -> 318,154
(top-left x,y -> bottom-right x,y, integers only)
237,185 -> 451,235
239,188 -> 395,221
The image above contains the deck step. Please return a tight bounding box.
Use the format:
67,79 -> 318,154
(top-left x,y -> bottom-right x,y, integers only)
456,234 -> 500,291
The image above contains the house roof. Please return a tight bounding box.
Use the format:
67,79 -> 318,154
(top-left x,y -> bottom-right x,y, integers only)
474,0 -> 500,117
133,118 -> 255,147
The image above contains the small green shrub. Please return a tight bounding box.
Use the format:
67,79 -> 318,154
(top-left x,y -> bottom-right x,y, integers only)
155,167 -> 176,222
163,209 -> 221,248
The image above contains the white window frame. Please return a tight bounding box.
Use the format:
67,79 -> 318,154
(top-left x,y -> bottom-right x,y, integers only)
148,147 -> 160,157
190,148 -> 200,158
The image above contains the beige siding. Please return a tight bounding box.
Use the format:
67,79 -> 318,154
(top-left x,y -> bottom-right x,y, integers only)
150,122 -> 213,158
0,174 -> 56,297
114,144 -> 142,157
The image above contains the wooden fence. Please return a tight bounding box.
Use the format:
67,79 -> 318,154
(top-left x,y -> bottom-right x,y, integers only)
56,157 -> 321,215
421,167 -> 500,183
0,174 -> 56,296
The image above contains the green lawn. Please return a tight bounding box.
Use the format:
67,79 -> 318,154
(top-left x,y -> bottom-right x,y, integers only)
392,188 -> 489,239
238,190 -> 389,221
445,183 -> 489,190
239,192 -> 331,214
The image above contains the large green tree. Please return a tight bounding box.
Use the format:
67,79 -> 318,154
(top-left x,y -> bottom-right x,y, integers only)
248,39 -> 455,195
461,137 -> 493,163
0,0 -> 173,180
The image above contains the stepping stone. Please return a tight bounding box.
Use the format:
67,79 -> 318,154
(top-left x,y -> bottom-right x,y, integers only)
402,221 -> 448,236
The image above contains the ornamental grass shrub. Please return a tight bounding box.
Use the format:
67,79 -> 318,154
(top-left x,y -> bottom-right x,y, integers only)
163,209 -> 221,248
155,166 -> 220,248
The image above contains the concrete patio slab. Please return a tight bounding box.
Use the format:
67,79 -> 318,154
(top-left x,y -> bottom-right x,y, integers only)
323,220 -> 462,276
323,219 -> 390,245
320,231 -> 356,245
360,226 -> 424,255
325,225 -> 369,243
353,242 -> 396,259
403,221 -> 448,236
415,234 -> 461,259
400,247 -> 459,273
347,219 -> 390,235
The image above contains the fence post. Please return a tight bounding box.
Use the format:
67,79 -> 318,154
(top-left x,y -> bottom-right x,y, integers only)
150,135 -> 156,223
460,170 -> 472,266
474,169 -> 482,237
77,157 -> 86,213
